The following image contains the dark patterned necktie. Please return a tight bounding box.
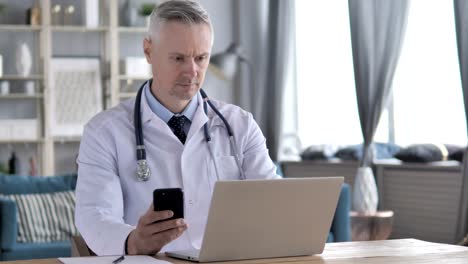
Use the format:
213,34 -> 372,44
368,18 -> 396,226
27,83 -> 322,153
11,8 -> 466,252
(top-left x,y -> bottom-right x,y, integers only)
168,115 -> 188,144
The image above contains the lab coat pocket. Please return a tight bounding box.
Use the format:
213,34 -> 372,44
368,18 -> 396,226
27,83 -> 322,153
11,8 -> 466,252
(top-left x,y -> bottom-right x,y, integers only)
210,155 -> 242,181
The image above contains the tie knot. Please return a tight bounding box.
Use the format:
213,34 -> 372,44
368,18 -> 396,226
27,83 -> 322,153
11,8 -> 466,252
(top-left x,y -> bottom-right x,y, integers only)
168,115 -> 188,144
168,115 -> 188,128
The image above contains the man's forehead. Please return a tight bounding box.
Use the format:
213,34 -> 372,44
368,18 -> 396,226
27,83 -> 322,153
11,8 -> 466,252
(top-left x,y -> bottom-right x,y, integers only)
152,21 -> 213,46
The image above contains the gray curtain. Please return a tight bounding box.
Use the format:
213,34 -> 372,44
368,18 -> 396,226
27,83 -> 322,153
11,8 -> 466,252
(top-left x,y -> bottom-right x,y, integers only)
235,0 -> 297,161
348,0 -> 409,212
454,0 -> 468,243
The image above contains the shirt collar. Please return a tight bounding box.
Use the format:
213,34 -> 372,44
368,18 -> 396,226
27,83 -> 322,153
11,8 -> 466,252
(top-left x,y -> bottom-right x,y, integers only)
144,81 -> 198,123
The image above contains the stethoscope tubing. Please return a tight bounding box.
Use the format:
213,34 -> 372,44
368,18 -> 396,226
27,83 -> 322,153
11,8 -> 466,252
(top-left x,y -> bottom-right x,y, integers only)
134,79 -> 245,181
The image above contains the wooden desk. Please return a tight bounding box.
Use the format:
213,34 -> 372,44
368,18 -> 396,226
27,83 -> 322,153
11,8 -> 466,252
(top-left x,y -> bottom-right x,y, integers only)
4,239 -> 468,264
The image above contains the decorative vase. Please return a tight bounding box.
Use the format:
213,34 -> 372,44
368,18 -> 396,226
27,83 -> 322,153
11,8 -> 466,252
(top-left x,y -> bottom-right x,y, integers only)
83,0 -> 99,28
15,42 -> 32,77
27,5 -> 41,25
352,166 -> 379,213
64,5 -> 75,26
51,4 -> 62,25
0,81 -> 9,95
25,81 -> 35,95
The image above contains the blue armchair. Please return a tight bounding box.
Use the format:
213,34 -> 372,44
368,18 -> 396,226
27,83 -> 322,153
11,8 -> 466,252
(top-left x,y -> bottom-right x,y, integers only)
0,174 -> 77,261
327,184 -> 351,242
276,163 -> 351,242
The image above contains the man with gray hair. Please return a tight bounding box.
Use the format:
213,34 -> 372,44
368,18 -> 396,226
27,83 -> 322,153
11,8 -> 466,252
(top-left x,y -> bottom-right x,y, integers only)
75,0 -> 278,256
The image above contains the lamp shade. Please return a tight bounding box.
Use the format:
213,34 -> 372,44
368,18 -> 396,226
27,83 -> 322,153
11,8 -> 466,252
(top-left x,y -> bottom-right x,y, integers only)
209,43 -> 244,80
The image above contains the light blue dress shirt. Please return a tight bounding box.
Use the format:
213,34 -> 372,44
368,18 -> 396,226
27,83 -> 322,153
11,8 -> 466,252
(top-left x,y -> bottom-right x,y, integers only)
144,81 -> 198,135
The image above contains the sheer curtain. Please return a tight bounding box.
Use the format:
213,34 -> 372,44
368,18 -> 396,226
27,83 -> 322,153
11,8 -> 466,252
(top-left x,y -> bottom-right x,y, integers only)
236,0 -> 296,161
348,0 -> 409,213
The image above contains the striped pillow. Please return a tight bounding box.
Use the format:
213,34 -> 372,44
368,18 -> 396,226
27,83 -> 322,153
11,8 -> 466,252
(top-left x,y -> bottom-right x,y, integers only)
1,190 -> 79,243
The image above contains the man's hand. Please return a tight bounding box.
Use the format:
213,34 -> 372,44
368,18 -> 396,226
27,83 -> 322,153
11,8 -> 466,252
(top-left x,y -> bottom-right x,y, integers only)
127,203 -> 187,255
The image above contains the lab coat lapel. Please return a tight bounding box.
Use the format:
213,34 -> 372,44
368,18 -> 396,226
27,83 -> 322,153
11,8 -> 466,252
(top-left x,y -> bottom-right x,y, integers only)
186,92 -> 209,143
140,88 -> 179,138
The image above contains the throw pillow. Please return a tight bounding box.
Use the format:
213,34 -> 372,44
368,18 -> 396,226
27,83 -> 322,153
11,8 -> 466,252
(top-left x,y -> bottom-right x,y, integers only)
1,190 -> 79,243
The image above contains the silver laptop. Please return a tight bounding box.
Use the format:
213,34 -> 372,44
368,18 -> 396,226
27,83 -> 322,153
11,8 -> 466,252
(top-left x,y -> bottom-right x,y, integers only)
166,177 -> 343,262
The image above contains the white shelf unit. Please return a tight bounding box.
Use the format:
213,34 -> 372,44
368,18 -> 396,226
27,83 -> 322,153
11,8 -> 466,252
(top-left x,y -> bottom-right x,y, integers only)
50,26 -> 109,32
0,25 -> 42,31
0,75 -> 43,80
118,27 -> 147,33
0,1 -> 149,175
0,94 -> 43,99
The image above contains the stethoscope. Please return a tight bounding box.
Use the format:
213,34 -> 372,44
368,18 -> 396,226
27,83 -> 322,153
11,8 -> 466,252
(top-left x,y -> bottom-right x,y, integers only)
134,80 -> 246,182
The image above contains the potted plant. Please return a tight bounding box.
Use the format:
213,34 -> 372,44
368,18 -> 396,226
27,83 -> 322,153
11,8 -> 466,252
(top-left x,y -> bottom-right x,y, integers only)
139,3 -> 156,27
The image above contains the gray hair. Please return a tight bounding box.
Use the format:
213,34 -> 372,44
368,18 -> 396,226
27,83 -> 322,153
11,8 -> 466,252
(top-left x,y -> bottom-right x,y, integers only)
147,0 -> 213,40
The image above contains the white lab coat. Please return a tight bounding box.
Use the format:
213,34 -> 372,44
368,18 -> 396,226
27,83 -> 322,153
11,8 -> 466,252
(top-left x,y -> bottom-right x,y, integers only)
75,90 -> 279,256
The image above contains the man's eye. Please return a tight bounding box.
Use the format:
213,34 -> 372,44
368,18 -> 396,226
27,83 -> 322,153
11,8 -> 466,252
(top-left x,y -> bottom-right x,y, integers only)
174,57 -> 184,62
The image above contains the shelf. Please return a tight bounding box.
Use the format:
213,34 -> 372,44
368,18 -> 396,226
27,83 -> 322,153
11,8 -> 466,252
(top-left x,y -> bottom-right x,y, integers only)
119,92 -> 137,98
0,75 -> 43,80
0,138 -> 44,144
51,26 -> 109,33
119,75 -> 151,81
53,136 -> 81,143
0,25 -> 42,32
0,93 -> 43,99
118,27 -> 148,33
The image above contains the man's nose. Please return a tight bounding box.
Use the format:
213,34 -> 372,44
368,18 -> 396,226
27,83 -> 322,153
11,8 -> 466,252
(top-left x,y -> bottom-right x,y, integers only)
182,58 -> 198,78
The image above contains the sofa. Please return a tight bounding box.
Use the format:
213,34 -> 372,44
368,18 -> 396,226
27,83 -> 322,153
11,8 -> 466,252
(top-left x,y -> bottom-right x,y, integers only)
0,174 -> 77,261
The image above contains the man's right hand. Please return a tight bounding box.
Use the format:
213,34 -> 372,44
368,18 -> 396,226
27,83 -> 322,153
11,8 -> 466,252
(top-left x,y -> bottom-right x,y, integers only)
126,203 -> 188,255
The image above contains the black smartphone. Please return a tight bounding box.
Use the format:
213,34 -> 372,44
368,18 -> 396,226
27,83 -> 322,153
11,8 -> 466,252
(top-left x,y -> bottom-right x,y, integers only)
153,188 -> 184,221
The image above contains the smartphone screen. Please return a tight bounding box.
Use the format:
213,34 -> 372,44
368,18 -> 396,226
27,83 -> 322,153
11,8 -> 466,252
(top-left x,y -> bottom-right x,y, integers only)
153,188 -> 184,221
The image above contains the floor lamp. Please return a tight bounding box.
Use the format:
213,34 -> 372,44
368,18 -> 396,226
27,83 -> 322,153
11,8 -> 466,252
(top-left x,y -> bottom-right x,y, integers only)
209,43 -> 254,105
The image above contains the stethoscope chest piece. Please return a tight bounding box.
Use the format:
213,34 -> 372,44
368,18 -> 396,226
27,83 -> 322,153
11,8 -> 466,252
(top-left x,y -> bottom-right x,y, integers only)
136,159 -> 151,181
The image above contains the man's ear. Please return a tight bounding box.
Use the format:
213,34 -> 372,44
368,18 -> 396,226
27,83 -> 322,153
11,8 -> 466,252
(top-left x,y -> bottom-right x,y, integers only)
143,37 -> 152,63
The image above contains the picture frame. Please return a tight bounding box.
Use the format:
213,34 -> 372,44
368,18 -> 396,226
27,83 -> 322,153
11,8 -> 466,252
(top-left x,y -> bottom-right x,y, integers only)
49,57 -> 103,137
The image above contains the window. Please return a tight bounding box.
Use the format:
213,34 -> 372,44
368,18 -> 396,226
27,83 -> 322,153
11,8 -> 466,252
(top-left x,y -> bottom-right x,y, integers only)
392,0 -> 467,145
295,0 -> 466,148
295,0 -> 389,148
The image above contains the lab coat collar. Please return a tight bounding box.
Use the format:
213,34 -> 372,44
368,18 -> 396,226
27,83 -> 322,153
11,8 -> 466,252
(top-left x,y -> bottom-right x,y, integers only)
144,82 -> 198,123
140,86 -> 158,124
139,87 -> 209,143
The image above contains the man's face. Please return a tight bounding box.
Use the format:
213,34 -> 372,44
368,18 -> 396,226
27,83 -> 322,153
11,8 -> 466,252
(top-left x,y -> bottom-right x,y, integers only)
144,21 -> 212,101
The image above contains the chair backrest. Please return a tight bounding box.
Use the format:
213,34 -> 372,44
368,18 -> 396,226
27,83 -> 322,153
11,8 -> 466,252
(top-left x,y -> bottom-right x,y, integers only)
71,235 -> 96,257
